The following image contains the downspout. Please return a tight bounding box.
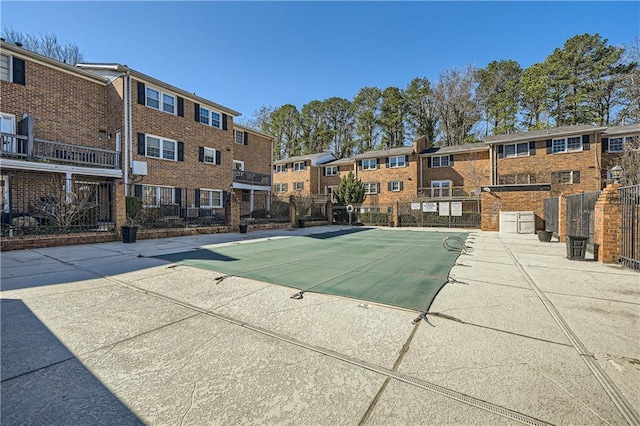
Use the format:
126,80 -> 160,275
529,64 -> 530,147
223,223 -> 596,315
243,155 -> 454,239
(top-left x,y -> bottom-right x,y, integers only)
317,164 -> 321,195
419,155 -> 423,193
123,72 -> 129,194
489,144 -> 494,185
128,71 -> 133,175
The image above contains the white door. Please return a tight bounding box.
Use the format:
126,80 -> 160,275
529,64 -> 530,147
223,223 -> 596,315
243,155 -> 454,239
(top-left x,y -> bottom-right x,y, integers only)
500,212 -> 518,233
0,113 -> 16,152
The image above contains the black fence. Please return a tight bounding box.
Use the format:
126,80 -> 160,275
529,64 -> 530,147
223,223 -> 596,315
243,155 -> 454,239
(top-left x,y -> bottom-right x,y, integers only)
398,200 -> 481,228
293,195 -> 330,223
565,191 -> 600,251
1,171 -> 114,236
543,197 -> 559,235
333,204 -> 394,226
239,192 -> 290,223
619,185 -> 640,271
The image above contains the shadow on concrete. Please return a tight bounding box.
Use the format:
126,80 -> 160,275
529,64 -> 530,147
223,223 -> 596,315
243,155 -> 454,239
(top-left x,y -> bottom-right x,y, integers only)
1,298 -> 142,425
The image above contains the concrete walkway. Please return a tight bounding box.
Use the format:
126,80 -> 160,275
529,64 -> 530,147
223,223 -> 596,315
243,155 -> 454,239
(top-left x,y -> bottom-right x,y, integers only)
1,227 -> 638,425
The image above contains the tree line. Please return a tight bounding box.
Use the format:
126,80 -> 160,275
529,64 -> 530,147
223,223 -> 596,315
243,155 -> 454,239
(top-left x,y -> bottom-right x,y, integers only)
243,33 -> 639,160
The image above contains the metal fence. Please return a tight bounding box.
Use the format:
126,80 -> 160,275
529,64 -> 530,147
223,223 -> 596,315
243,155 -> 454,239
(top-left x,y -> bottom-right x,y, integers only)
543,197 -> 559,234
565,191 -> 600,251
1,171 -> 114,236
240,192 -> 290,223
619,184 -> 640,271
398,200 -> 481,228
333,204 -> 394,226
293,195 -> 329,222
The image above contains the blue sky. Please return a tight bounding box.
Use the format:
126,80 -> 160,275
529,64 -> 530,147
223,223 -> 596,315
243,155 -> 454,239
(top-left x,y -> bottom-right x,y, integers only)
2,1 -> 639,122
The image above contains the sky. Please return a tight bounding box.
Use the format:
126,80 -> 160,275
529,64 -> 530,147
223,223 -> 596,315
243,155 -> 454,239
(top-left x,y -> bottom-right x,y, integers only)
2,1 -> 639,122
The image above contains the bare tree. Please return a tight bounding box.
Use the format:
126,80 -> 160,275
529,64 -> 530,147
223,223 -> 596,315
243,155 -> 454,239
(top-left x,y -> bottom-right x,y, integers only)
620,136 -> 640,185
2,26 -> 85,64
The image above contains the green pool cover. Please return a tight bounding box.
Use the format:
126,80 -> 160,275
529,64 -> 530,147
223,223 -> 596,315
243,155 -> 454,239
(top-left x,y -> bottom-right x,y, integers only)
155,228 -> 468,312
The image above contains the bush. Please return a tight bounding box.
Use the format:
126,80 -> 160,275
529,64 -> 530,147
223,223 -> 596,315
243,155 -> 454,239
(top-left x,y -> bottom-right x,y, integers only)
360,212 -> 391,225
126,196 -> 142,222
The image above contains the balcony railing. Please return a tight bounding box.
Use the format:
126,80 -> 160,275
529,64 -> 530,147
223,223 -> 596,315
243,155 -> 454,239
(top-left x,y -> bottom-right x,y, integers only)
1,132 -> 121,169
418,186 -> 481,199
233,170 -> 271,186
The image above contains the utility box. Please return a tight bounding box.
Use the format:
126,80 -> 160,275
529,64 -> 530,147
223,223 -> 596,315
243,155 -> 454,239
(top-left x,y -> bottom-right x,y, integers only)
499,211 -> 535,234
566,235 -> 588,260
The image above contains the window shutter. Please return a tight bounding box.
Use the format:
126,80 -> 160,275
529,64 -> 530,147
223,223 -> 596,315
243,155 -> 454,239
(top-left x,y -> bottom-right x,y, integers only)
137,82 -> 145,105
399,181 -> 404,191
405,155 -> 409,165
283,183 -> 288,192
215,150 -> 221,165
449,155 -> 454,166
582,135 -> 590,150
198,147 -> 204,162
387,182 -> 392,191
177,142 -> 184,161
323,167 -> 326,177
529,141 -> 536,155
194,103 -> 200,122
602,138 -> 609,152
377,183 -> 381,193
222,114 -> 228,130
12,57 -> 25,85
243,132 -> 249,145
546,139 -> 552,154
498,145 -> 504,158
427,157 -> 432,168
386,157 -> 390,167
573,171 -> 580,184
134,185 -> 142,197
137,133 -> 145,155
174,188 -> 182,207
358,160 -> 362,170
177,97 -> 184,117
194,189 -> 201,207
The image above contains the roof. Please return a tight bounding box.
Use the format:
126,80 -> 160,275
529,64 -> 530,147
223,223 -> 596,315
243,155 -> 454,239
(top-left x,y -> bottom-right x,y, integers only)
420,142 -> 488,156
76,63 -> 241,117
322,157 -> 356,166
273,152 -> 336,165
353,146 -> 414,160
233,123 -> 274,140
602,123 -> 640,136
484,125 -> 607,145
1,41 -> 109,85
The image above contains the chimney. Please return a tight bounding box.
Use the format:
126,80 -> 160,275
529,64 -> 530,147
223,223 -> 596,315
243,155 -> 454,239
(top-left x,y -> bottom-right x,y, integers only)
413,136 -> 430,153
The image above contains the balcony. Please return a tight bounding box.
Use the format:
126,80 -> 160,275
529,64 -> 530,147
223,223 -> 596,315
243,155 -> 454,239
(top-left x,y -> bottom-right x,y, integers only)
1,132 -> 121,170
418,186 -> 481,199
233,170 -> 271,187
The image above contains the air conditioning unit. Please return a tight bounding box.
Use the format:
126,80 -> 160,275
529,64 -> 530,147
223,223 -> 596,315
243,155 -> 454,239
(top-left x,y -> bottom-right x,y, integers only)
131,161 -> 148,176
186,207 -> 199,218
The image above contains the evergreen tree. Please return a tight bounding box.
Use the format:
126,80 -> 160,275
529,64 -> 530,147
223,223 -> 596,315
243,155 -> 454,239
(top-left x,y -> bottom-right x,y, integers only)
333,171 -> 365,205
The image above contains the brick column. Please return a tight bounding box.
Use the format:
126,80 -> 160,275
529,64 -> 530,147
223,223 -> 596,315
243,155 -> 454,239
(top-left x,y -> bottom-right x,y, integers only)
325,199 -> 333,224
114,180 -> 126,229
558,194 -> 568,241
229,190 -> 240,229
594,184 -> 622,264
393,201 -> 399,227
289,195 -> 298,227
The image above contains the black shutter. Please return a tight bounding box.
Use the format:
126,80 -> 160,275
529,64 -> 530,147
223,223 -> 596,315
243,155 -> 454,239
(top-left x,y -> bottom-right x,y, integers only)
137,82 -> 145,105
387,182 -> 392,191
358,160 -> 362,170
215,150 -> 221,165
12,57 -> 25,85
174,188 -> 182,207
427,157 -> 432,168
573,171 -> 580,184
194,103 -> 200,122
198,147 -> 204,162
399,181 -> 404,191
177,97 -> 184,117
243,132 -> 248,145
137,133 -> 145,155
194,189 -> 201,208
546,139 -> 553,154
449,155 -> 454,166
323,167 -> 327,177
222,114 -> 228,130
582,135 -> 590,150
177,142 -> 184,161
498,145 -> 504,158
134,185 -> 142,197
529,141 -> 536,155
602,138 -> 609,152
405,155 -> 409,165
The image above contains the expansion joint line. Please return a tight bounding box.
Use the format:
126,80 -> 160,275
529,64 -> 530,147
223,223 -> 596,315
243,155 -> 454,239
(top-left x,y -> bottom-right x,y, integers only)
498,236 -> 640,426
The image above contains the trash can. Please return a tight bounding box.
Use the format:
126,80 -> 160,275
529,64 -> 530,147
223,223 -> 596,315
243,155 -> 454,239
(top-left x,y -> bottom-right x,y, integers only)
298,218 -> 305,228
239,224 -> 248,233
566,235 -> 588,260
121,225 -> 138,243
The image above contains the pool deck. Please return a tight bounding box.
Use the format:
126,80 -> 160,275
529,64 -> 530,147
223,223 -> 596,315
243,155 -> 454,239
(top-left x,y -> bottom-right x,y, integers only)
1,226 -> 639,425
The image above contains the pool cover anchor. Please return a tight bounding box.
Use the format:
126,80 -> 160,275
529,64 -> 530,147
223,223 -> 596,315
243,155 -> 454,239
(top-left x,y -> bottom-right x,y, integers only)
290,291 -> 305,300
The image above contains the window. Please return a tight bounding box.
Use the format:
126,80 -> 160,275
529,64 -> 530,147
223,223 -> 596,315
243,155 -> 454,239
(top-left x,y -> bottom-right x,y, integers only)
202,147 -> 217,164
163,94 -> 175,114
361,159 -> 377,170
608,137 -> 624,153
145,135 -> 177,161
200,189 -> 223,209
293,182 -> 304,191
144,86 -> 176,114
142,185 -> 174,206
275,164 -> 287,173
325,166 -> 338,176
431,155 -> 450,168
499,173 -> 536,184
388,156 -> 406,168
431,180 -> 451,197
504,142 -> 529,158
274,183 -> 288,193
552,137 -> 581,153
1,113 -> 16,153
1,54 -> 11,82
363,182 -> 379,194
325,185 -> 338,201
211,111 -> 221,128
234,130 -> 246,145
552,170 -> 580,184
146,87 -> 160,109
233,160 -> 244,171
389,181 -> 403,192
293,162 -> 306,171
200,106 -> 210,125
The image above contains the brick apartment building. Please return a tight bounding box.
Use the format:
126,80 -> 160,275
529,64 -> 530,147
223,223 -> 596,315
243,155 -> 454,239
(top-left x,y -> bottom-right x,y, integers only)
272,152 -> 336,197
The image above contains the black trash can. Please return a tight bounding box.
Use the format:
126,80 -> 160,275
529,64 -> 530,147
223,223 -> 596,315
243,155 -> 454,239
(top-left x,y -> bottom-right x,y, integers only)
298,218 -> 305,228
121,225 -> 138,243
239,224 -> 248,233
566,235 -> 588,260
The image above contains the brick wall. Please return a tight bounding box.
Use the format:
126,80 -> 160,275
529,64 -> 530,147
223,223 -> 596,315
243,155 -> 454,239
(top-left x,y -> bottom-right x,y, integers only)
481,189 -> 550,231
233,128 -> 272,176
355,154 -> 420,205
421,150 -> 490,194
593,184 -> 622,263
272,161 -> 318,196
